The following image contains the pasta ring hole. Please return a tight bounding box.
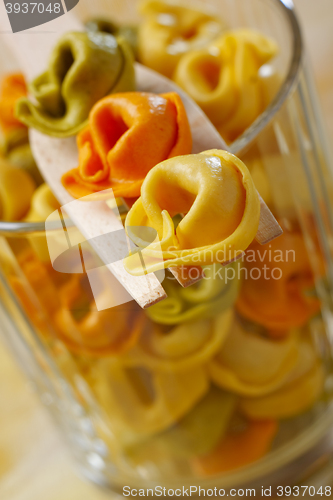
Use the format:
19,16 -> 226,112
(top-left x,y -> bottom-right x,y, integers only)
95,106 -> 130,152
125,367 -> 156,406
195,58 -> 221,91
58,47 -> 75,84
181,26 -> 199,41
153,178 -> 196,218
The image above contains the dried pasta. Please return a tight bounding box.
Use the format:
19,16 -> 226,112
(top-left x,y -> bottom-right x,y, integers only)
146,263 -> 240,325
0,158 -> 35,221
16,32 -> 135,137
61,92 -> 192,199
174,30 -> 278,142
236,223 -> 321,332
86,17 -> 139,59
0,73 -> 27,136
88,358 -> 209,436
138,0 -> 224,78
125,149 -> 260,274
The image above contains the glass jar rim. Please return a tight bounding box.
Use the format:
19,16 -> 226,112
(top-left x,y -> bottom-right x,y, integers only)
0,0 -> 302,236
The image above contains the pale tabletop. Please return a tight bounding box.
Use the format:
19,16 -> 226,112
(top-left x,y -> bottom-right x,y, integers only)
1,1 -> 333,499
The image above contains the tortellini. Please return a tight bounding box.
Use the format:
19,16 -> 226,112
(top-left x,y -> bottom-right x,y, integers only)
9,248 -> 61,332
239,364 -> 324,420
53,275 -> 144,356
239,344 -> 324,419
6,143 -> 43,186
174,30 -> 278,142
0,73 -> 42,185
128,387 -> 236,460
62,92 -> 192,199
120,263 -> 240,373
146,263 -> 240,325
193,418 -> 278,475
209,319 -> 299,396
88,357 -> 209,437
16,32 -> 135,137
125,149 -> 260,274
0,158 -> 35,221
236,222 -> 321,332
209,318 -> 324,419
86,17 -> 139,59
0,73 -> 27,136
25,183 -> 60,262
138,0 -> 224,78
25,183 -> 60,222
121,308 -> 234,372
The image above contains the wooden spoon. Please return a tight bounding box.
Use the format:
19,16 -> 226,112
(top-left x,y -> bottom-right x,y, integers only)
0,9 -> 282,309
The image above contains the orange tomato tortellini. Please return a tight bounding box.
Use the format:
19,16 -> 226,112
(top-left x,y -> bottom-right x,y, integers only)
53,275 -> 144,357
138,0 -> 224,78
125,149 -> 260,274
193,419 -> 278,475
0,73 -> 27,136
61,92 -> 192,199
174,29 -> 278,143
236,221 -> 321,332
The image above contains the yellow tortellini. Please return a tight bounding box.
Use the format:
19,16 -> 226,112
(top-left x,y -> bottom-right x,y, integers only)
174,29 -> 278,142
25,183 -> 60,222
125,150 -> 260,275
239,348 -> 324,419
209,320 -> 300,397
138,0 -> 224,78
16,32 -> 135,137
127,387 -> 236,461
210,319 -> 324,417
88,358 -> 209,438
0,158 -> 36,221
121,308 -> 234,372
126,263 -> 239,370
0,108 -> 43,186
244,156 -> 272,206
25,184 -> 60,262
6,142 -> 43,186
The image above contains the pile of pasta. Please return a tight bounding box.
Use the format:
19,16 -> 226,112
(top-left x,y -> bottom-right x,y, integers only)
137,0 -> 280,143
0,0 -> 326,477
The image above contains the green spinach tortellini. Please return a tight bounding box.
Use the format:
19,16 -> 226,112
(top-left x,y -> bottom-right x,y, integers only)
16,31 -> 135,137
85,17 -> 139,59
146,263 -> 240,325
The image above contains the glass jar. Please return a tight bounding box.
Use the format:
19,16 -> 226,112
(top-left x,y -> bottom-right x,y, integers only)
1,0 -> 333,495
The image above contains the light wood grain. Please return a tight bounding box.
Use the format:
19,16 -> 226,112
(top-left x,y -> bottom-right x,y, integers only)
0,1 -> 333,498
